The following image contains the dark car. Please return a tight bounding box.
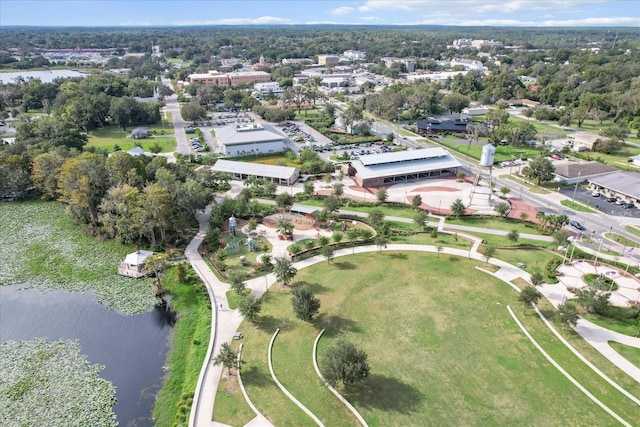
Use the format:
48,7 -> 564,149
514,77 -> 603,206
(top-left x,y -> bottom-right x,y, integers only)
623,203 -> 636,209
570,220 -> 586,231
605,197 -> 617,203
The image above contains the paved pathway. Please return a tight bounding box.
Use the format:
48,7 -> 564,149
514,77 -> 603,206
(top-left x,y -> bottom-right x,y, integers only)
186,198 -> 640,426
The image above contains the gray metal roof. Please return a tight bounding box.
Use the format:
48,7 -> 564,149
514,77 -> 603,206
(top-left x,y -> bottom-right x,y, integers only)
211,159 -> 298,180
216,124 -> 284,146
359,147 -> 451,166
353,148 -> 461,179
588,171 -> 640,200
290,204 -> 320,215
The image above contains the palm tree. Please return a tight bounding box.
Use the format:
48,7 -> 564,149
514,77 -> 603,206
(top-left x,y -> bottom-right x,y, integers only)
276,217 -> 294,238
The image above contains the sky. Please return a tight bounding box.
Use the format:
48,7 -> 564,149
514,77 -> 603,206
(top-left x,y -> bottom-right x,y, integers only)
1,0 -> 638,27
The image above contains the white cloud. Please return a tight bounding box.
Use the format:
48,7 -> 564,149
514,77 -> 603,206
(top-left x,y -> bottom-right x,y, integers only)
359,0 -> 611,14
331,6 -> 355,16
173,16 -> 291,25
119,21 -> 153,26
407,16 -> 638,27
360,16 -> 382,21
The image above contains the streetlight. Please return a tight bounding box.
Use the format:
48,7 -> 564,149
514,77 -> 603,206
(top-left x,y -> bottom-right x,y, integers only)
438,199 -> 441,215
572,171 -> 582,202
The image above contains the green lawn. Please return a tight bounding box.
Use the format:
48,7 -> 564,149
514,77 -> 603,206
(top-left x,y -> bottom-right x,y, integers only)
87,126 -> 176,153
154,266 -> 213,427
501,174 -> 551,194
298,199 -> 419,220
624,225 -> 640,239
609,342 -> 640,368
216,252 -> 637,426
434,137 -> 543,164
604,232 -> 640,248
561,200 -> 598,213
444,216 -> 544,235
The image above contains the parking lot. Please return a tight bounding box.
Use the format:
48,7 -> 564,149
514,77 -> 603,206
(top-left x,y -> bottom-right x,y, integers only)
559,187 -> 640,218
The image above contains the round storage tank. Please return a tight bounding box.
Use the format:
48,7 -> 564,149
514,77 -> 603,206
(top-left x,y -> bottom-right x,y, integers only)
480,144 -> 496,167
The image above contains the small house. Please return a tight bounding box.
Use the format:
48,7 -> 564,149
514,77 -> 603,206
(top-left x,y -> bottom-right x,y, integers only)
130,127 -> 151,139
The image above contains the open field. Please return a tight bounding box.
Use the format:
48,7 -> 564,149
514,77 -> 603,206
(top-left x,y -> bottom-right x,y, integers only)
216,252 -> 637,426
87,125 -> 176,153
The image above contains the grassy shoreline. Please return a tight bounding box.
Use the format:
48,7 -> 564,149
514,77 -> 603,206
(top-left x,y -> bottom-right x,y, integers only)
153,265 -> 212,427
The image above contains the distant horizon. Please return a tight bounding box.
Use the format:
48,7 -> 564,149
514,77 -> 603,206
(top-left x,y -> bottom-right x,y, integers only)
1,0 -> 638,28
1,23 -> 639,29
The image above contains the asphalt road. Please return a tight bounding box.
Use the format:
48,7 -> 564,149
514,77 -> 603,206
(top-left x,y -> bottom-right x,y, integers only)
162,78 -> 191,155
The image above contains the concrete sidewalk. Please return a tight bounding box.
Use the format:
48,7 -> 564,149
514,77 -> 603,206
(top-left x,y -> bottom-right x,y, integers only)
186,200 -> 640,426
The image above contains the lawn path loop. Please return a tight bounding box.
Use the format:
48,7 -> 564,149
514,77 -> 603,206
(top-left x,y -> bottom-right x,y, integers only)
268,328 -> 325,426
507,305 -> 632,427
313,329 -> 369,427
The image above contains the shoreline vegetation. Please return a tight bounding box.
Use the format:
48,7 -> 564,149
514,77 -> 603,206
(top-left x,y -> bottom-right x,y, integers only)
153,265 -> 212,427
0,201 -> 157,314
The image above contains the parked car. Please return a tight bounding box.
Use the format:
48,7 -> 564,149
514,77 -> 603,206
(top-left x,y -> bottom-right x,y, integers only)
186,127 -> 196,134
616,199 -> 627,205
605,197 -> 617,203
570,220 -> 586,231
623,203 -> 636,209
591,191 -> 601,197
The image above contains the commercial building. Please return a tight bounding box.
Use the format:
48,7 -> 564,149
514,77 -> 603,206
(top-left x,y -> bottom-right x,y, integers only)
187,70 -> 271,87
416,118 -> 470,134
254,81 -> 283,97
553,161 -> 617,185
381,57 -> 416,72
216,123 -> 285,157
569,131 -> 602,152
350,148 -> 461,187
343,50 -> 366,61
588,171 -> 640,206
317,54 -> 340,66
210,159 -> 299,185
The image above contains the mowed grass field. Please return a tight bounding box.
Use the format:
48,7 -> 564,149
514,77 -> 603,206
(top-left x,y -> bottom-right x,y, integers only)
87,124 -> 176,153
214,251 -> 638,426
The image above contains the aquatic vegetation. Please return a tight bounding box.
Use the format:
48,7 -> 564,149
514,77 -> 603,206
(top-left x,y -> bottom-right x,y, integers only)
0,338 -> 117,427
0,202 -> 157,314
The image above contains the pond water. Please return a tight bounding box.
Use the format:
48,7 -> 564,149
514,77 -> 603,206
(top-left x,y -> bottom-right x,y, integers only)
0,284 -> 171,426
0,69 -> 90,83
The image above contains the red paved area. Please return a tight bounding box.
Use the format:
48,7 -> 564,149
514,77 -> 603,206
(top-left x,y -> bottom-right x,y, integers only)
507,197 -> 540,223
407,195 -> 478,215
412,186 -> 460,193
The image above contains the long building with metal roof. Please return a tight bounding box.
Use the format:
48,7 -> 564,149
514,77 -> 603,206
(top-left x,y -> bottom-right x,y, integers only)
350,148 -> 461,187
210,159 -> 299,185
588,171 -> 640,206
216,123 -> 285,157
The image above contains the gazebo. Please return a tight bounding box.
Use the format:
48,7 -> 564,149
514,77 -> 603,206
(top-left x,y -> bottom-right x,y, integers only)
118,250 -> 154,278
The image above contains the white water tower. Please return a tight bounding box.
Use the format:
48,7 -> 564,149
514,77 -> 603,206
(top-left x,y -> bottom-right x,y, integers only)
470,144 -> 496,204
480,143 -> 496,167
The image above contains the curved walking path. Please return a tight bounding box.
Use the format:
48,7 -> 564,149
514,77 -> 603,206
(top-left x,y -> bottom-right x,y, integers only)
186,203 -> 640,426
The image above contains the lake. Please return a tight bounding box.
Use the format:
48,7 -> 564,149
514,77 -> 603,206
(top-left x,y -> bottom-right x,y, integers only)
0,284 -> 171,426
0,69 -> 90,84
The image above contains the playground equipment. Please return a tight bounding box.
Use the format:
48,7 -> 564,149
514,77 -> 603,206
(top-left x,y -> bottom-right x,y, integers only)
246,237 -> 260,252
226,237 -> 239,254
